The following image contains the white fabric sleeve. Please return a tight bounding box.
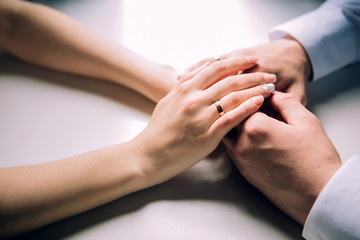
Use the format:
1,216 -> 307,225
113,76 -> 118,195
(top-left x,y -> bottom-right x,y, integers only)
303,155 -> 360,240
269,0 -> 360,80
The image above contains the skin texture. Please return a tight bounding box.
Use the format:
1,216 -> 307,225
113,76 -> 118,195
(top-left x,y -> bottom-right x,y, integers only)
0,0 -> 178,102
187,36 -> 312,105
0,56 -> 277,236
223,91 -> 342,225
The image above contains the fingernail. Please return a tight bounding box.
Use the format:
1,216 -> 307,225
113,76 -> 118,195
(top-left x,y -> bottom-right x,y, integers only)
263,83 -> 275,93
246,56 -> 259,64
252,95 -> 264,106
264,74 -> 277,83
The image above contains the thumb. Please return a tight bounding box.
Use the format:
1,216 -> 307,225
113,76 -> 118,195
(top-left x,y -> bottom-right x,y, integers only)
270,91 -> 311,126
222,111 -> 277,150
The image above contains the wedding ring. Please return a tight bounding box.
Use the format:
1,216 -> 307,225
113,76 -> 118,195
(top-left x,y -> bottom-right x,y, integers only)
214,101 -> 224,116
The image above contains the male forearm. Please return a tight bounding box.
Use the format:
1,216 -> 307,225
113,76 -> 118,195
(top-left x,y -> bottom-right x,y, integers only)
0,0 -> 176,101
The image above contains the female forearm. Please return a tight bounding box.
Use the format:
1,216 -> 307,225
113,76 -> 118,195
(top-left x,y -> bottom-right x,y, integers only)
0,140 -> 151,237
0,0 -> 176,102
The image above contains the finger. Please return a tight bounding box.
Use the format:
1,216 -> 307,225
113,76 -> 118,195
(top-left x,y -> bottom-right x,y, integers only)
179,58 -> 215,83
270,91 -> 312,126
207,82 -> 275,124
222,111 -> 267,150
217,50 -> 244,60
287,82 -> 308,106
204,72 -> 276,102
185,57 -> 216,73
191,56 -> 258,90
208,95 -> 264,140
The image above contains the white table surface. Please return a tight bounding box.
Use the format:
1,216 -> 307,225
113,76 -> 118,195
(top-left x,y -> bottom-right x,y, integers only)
1,0 -> 359,239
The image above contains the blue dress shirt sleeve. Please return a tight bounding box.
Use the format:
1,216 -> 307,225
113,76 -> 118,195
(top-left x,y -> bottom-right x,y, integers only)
269,0 -> 360,80
303,155 -> 360,240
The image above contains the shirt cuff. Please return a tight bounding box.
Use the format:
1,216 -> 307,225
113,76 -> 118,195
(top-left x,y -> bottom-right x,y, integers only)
269,4 -> 357,80
303,155 -> 360,240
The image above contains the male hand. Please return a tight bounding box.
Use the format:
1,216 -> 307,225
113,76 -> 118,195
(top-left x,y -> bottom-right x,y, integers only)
219,36 -> 312,105
223,91 -> 342,224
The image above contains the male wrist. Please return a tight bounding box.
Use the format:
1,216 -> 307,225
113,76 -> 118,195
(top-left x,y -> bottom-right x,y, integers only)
282,35 -> 313,81
295,163 -> 341,225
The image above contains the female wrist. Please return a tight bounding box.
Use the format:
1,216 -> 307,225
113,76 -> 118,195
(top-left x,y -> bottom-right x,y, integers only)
122,137 -> 169,190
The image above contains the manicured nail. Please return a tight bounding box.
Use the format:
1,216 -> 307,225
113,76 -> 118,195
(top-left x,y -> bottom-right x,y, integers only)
264,74 -> 277,83
246,56 -> 259,64
252,95 -> 264,106
263,83 -> 275,93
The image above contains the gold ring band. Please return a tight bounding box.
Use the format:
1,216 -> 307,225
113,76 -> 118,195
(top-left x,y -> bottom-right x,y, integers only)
214,101 -> 224,116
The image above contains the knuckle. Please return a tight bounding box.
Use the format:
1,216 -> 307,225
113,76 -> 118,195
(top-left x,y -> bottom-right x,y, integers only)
242,114 -> 267,139
301,94 -> 308,105
210,60 -> 227,72
227,92 -> 240,107
224,76 -> 239,90
233,145 -> 247,159
307,112 -> 321,125
187,118 -> 205,135
232,138 -> 248,158
176,81 -> 192,94
221,112 -> 237,128
181,97 -> 200,115
239,100 -> 255,112
236,94 -> 249,107
242,122 -> 259,138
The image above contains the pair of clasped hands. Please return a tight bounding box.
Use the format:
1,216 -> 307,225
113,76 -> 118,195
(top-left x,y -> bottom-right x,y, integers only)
0,1 -> 344,235
138,49 -> 340,225
137,55 -> 276,184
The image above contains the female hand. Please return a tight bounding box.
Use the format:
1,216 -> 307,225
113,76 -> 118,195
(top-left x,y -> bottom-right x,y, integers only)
132,56 -> 277,185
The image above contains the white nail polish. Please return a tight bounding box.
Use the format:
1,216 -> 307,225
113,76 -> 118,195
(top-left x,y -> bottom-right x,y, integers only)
263,83 -> 275,93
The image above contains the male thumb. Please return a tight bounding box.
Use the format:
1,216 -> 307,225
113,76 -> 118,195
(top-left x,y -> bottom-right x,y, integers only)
270,91 -> 312,126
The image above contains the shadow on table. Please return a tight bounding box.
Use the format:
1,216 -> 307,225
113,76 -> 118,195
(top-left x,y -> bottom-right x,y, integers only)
5,146 -> 304,240
8,165 -> 304,240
